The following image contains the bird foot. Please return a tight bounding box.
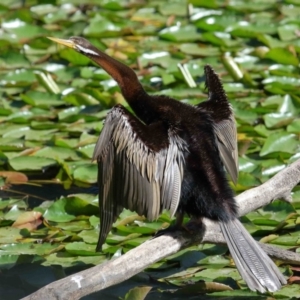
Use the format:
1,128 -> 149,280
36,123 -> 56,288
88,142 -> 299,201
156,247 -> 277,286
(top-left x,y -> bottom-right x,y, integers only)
153,219 -> 205,241
185,219 -> 205,234
153,224 -> 185,239
153,222 -> 203,239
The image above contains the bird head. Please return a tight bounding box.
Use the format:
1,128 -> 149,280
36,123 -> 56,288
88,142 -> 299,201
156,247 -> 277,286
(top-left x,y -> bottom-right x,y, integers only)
48,36 -> 99,57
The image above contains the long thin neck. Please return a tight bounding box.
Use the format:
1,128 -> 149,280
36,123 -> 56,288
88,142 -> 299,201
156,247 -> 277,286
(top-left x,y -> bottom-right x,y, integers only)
87,47 -> 143,102
86,45 -> 157,123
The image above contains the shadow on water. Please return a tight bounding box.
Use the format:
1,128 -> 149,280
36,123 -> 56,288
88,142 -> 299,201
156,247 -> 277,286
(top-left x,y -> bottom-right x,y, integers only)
0,261 -> 269,300
0,181 -> 98,208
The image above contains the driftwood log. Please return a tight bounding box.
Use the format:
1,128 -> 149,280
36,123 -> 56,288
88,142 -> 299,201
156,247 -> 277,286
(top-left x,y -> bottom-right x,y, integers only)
22,159 -> 300,300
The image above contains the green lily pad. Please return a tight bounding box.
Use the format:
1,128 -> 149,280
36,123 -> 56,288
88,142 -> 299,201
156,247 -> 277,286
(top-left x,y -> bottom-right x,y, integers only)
159,25 -> 200,42
33,147 -> 82,161
0,227 -> 23,244
0,254 -> 19,269
65,242 -> 100,256
287,119 -> 300,133
278,24 -> 299,41
44,196 -> 98,222
264,48 -> 299,66
42,252 -> 106,267
180,43 -> 221,56
124,286 -> 152,300
73,164 -> 97,184
0,243 -> 60,256
260,132 -> 298,156
9,156 -> 57,171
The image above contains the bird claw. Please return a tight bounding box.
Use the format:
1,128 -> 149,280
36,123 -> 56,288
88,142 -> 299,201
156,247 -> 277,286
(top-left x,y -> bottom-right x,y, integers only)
152,224 -> 184,239
185,219 -> 205,234
152,222 -> 199,239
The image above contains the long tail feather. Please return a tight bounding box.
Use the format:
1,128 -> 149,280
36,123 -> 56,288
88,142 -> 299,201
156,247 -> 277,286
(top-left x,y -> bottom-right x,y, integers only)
220,219 -> 286,292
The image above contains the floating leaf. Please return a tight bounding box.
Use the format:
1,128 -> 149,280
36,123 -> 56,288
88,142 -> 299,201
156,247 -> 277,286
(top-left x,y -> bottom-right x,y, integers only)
0,243 -> 59,256
0,171 -> 28,184
180,43 -> 220,56
65,242 -> 100,256
124,286 -> 152,300
44,196 -> 98,222
9,156 -> 57,171
159,25 -> 200,42
33,146 -> 82,161
12,211 -> 43,231
263,113 -> 294,129
73,164 -> 98,184
260,132 -> 298,156
0,227 -> 23,244
264,48 -> 299,66
175,281 -> 232,295
287,119 -> 300,133
278,24 -> 299,41
2,19 -> 47,40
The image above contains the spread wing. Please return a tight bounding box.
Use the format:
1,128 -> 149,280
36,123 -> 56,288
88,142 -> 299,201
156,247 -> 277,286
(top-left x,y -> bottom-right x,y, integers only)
198,65 -> 238,184
92,104 -> 187,251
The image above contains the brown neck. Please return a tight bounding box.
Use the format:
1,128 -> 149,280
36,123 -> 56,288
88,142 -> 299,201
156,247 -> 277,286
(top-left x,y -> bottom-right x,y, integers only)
86,46 -> 158,123
87,47 -> 143,102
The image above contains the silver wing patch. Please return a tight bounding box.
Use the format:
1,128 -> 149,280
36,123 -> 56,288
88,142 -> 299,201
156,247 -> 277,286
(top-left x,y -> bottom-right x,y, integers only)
214,113 -> 238,184
93,105 -> 187,250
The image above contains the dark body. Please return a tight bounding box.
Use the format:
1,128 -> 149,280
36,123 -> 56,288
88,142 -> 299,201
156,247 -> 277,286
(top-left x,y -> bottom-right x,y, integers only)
178,111 -> 236,222
157,99 -> 237,222
121,88 -> 237,222
49,36 -> 286,293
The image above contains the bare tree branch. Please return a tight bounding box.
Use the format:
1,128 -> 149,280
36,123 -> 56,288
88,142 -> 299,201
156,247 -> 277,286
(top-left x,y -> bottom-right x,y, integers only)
22,159 -> 300,300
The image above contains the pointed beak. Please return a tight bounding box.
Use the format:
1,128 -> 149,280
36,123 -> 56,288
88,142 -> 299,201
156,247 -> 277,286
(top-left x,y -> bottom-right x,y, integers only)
47,37 -> 75,49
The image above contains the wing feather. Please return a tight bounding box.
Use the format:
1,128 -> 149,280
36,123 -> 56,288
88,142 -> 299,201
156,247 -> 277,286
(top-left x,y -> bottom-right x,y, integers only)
214,114 -> 238,184
170,163 -> 182,216
94,105 -> 187,251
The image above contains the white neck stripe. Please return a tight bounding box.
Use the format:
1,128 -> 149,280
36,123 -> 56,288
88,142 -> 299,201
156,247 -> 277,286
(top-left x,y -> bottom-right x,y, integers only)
76,44 -> 99,56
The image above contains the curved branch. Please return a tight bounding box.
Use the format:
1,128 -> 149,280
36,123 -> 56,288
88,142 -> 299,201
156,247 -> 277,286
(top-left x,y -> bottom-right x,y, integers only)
22,159 -> 300,300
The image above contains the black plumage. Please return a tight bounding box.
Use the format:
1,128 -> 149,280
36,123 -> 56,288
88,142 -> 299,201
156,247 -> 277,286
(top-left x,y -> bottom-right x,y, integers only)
49,36 -> 286,293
